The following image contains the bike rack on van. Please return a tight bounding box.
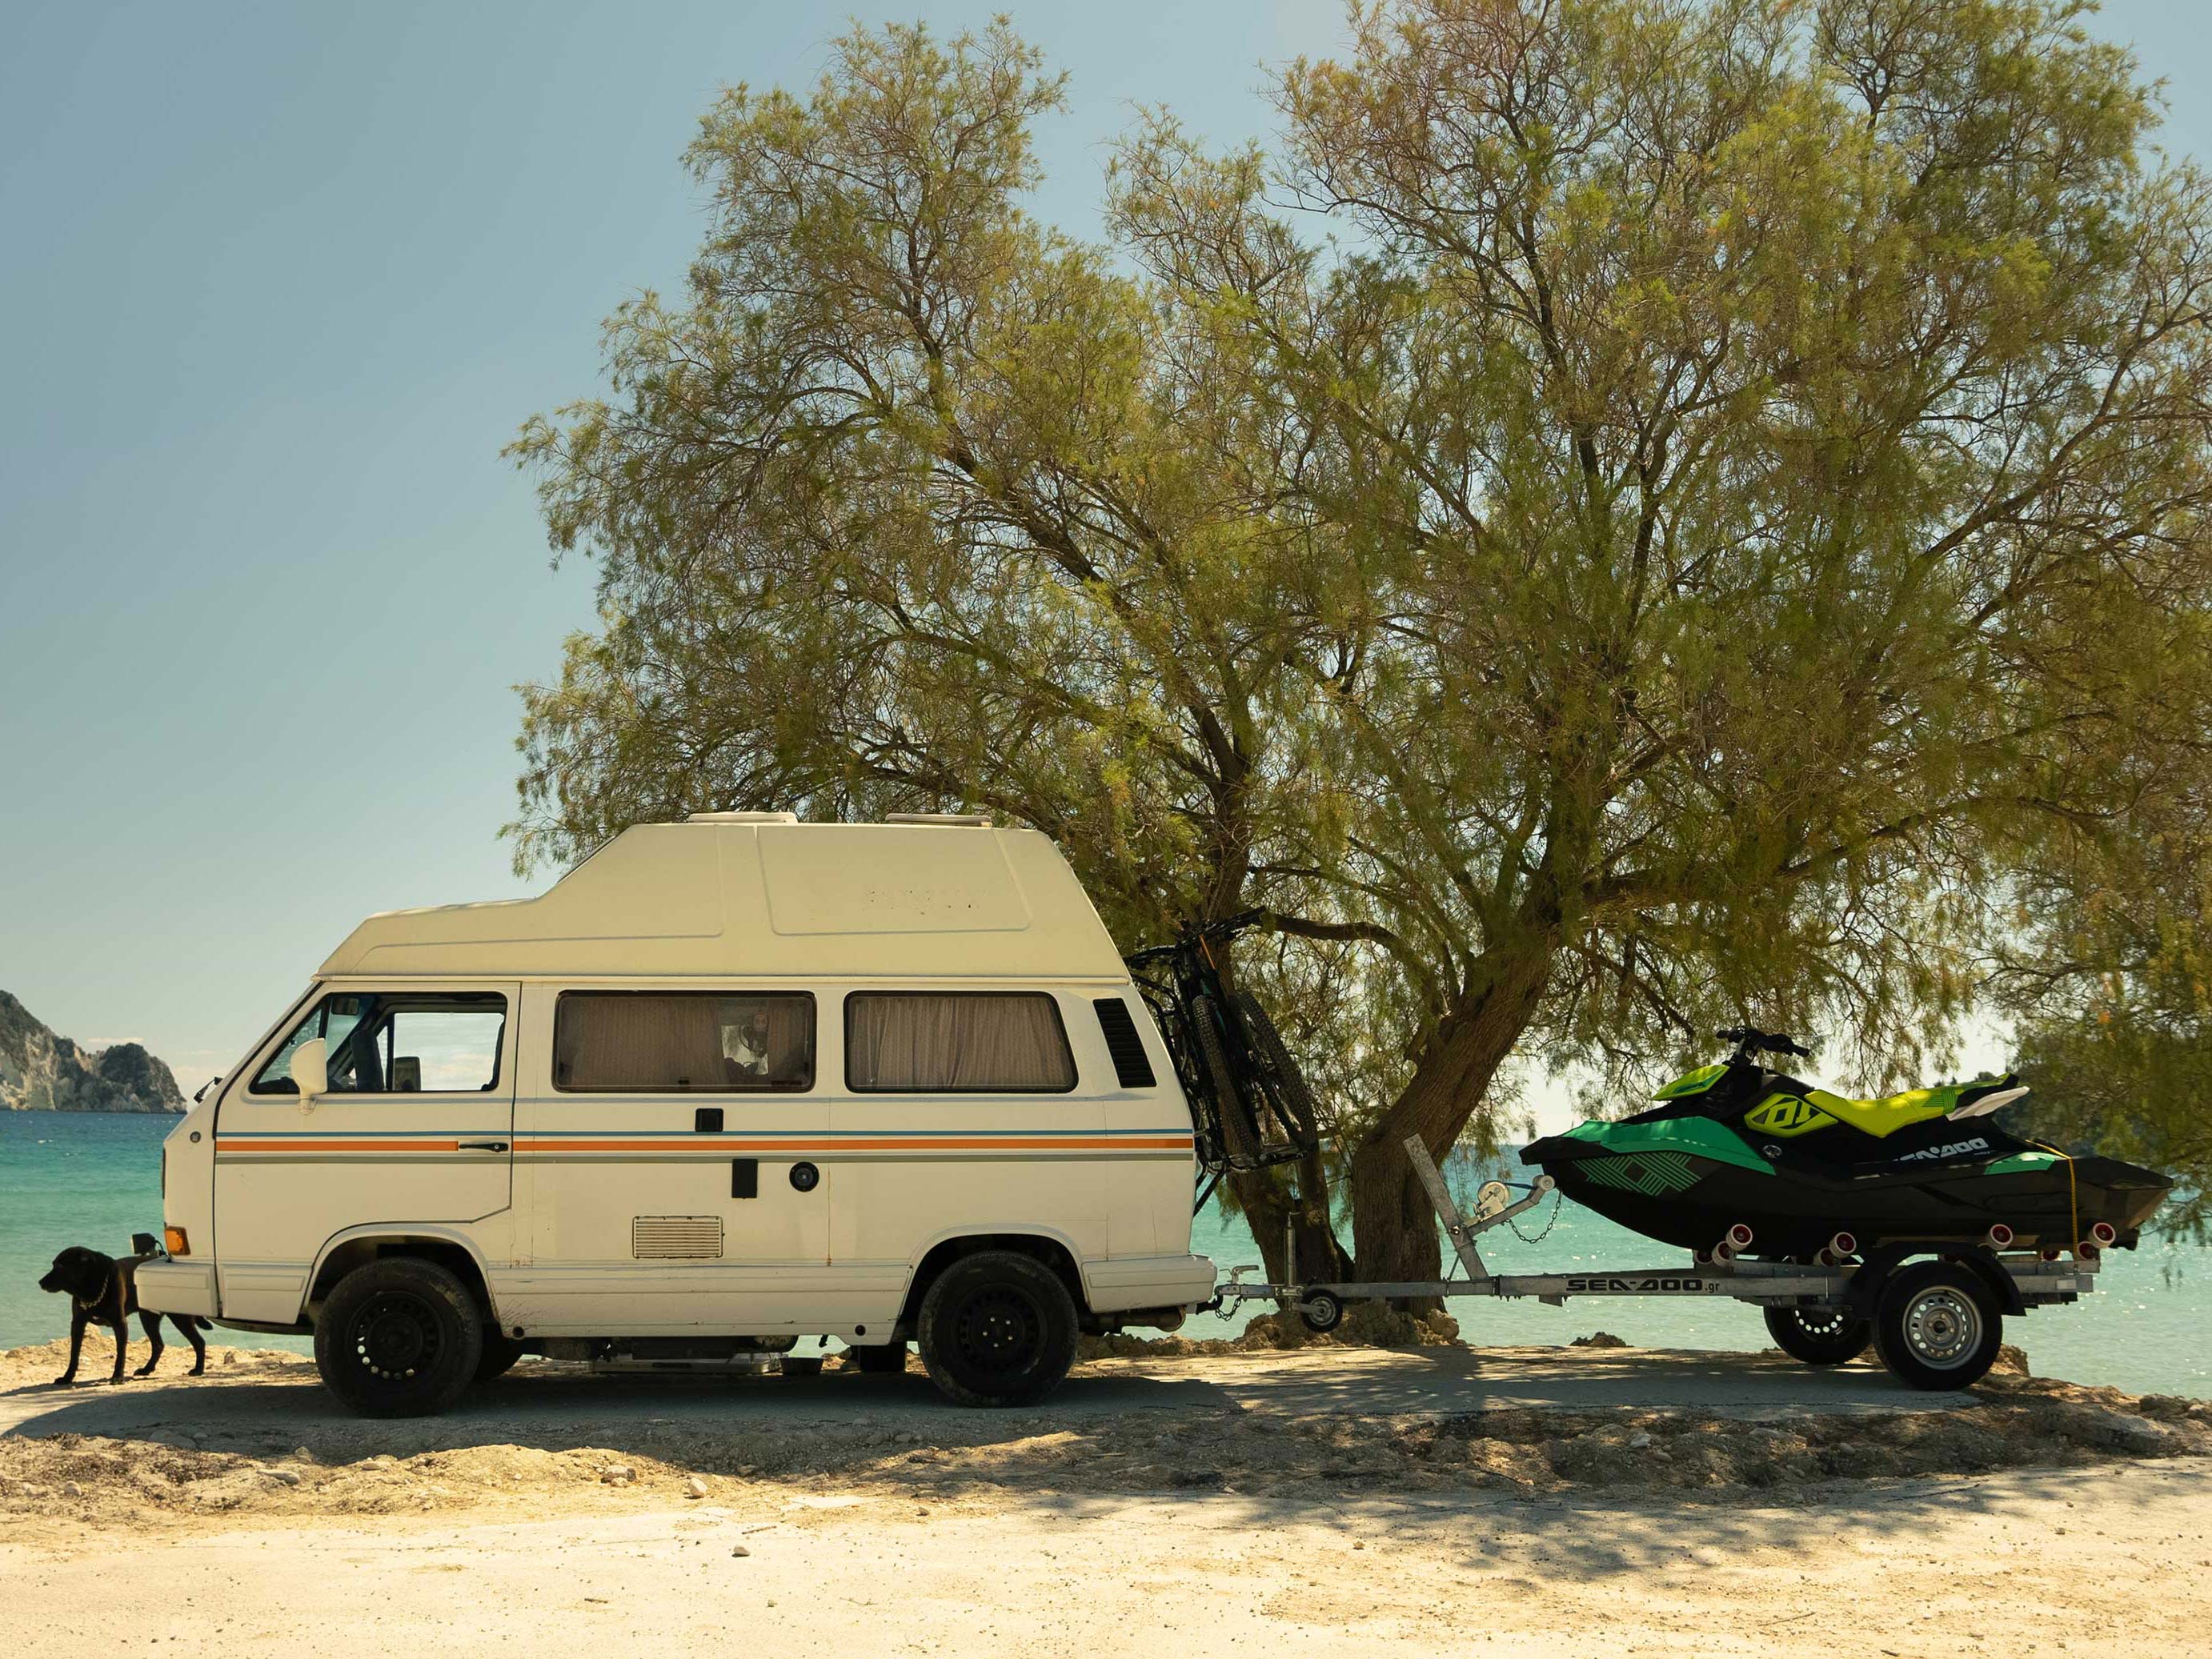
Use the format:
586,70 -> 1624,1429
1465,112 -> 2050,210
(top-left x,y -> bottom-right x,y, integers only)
1214,1137 -> 2102,1378
1125,913 -> 1323,1186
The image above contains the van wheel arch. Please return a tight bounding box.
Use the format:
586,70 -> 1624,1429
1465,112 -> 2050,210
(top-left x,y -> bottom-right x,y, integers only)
897,1233 -> 1088,1336
307,1234 -> 498,1329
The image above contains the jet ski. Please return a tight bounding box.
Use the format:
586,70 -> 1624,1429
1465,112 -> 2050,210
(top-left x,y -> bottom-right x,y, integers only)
1521,1027 -> 2170,1258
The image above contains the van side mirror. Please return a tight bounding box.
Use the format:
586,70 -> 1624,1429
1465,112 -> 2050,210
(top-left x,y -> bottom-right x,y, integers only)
293,1037 -> 328,1109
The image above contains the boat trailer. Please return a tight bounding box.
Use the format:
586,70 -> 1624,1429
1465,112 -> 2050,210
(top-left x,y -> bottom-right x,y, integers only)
1214,1137 -> 2105,1389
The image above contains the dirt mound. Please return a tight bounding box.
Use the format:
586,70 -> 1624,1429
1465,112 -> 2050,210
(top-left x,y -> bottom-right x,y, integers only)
6,1362 -> 2206,1537
0,1433 -> 722,1529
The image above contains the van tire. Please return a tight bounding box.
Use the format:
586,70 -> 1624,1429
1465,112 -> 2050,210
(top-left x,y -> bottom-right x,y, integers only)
314,1257 -> 483,1418
916,1251 -> 1077,1408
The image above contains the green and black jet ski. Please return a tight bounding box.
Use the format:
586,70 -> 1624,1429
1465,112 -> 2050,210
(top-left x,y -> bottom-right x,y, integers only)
1521,1028 -> 2170,1258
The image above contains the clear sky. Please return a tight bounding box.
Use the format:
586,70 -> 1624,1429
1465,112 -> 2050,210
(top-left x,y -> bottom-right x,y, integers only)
2,1 -> 2206,1112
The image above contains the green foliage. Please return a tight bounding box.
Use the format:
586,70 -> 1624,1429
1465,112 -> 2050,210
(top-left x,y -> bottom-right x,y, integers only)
511,4 -> 2212,1276
2003,779 -> 2212,1235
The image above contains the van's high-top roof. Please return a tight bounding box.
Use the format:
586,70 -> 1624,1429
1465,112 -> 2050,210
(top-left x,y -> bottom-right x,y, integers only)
317,819 -> 1128,980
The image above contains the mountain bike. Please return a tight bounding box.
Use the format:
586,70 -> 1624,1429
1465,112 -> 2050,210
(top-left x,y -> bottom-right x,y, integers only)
1125,910 -> 1322,1180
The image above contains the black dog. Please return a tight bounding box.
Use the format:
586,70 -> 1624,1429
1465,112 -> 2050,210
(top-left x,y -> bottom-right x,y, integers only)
38,1246 -> 208,1385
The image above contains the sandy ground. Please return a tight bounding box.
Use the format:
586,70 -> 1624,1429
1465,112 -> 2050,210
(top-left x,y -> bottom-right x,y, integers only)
2,1335 -> 2208,1657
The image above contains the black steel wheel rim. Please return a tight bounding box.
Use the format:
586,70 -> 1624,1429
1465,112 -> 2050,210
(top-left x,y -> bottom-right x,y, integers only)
351,1291 -> 443,1381
1791,1308 -> 1856,1341
951,1284 -> 1043,1383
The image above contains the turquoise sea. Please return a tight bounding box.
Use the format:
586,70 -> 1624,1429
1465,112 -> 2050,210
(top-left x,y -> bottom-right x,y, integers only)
3,1114 -> 2204,1396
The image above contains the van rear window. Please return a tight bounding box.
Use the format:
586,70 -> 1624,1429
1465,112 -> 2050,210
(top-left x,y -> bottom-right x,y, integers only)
553,992 -> 815,1092
845,992 -> 1076,1093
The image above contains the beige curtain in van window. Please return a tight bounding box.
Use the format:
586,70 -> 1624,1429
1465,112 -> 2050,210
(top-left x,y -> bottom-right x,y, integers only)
848,994 -> 1074,1091
555,994 -> 810,1090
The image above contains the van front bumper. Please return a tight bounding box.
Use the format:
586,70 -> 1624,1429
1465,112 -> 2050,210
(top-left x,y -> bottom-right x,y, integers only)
1083,1253 -> 1216,1313
132,1258 -> 217,1320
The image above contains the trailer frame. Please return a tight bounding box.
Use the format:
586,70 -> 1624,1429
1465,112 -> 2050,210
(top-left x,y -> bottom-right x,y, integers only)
1213,1137 -> 2100,1387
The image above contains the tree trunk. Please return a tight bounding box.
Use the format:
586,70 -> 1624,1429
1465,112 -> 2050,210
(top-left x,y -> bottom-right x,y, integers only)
1347,947 -> 1555,1302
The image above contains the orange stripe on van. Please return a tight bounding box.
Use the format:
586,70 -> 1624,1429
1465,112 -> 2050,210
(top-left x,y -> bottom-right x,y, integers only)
214,1136 -> 1193,1155
518,1136 -> 1192,1153
218,1139 -> 461,1153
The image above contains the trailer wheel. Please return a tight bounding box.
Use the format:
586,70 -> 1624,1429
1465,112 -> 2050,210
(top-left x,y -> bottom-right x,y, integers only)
1762,1304 -> 1872,1366
917,1251 -> 1077,1408
1297,1288 -> 1344,1334
1872,1261 -> 2002,1390
314,1257 -> 483,1418
844,1340 -> 908,1375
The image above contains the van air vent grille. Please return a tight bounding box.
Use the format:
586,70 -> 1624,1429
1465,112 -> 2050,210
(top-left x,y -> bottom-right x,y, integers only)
631,1216 -> 725,1260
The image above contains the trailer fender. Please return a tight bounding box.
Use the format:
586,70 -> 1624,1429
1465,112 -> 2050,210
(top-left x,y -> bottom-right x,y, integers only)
1843,1242 -> 2024,1319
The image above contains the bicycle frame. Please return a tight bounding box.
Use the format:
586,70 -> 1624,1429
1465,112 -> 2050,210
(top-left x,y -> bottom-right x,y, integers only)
1127,912 -> 1312,1181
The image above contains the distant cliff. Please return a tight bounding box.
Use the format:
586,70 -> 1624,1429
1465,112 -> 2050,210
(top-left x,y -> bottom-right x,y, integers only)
0,990 -> 185,1114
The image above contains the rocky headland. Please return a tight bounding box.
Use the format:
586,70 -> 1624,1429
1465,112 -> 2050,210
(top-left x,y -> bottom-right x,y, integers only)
0,990 -> 183,1113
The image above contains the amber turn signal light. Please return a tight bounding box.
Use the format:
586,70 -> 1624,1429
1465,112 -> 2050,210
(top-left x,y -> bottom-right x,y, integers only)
163,1226 -> 190,1257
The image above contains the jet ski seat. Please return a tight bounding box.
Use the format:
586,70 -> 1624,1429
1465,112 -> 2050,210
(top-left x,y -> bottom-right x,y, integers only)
1745,1073 -> 2023,1140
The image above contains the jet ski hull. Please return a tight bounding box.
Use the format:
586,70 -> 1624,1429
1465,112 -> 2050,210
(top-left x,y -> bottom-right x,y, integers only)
1521,1121 -> 2170,1256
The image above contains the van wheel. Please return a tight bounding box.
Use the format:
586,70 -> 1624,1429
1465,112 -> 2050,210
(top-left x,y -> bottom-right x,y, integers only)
917,1251 -> 1078,1408
475,1335 -> 526,1384
844,1340 -> 908,1375
314,1257 -> 483,1418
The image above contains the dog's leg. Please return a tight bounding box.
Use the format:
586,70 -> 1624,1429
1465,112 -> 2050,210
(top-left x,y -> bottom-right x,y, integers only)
56,1307 -> 86,1385
108,1316 -> 128,1385
174,1314 -> 208,1376
135,1310 -> 164,1376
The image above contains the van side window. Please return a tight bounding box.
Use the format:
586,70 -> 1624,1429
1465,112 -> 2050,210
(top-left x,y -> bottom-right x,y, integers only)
250,993 -> 507,1094
845,992 -> 1076,1093
553,992 -> 815,1092
1092,998 -> 1157,1088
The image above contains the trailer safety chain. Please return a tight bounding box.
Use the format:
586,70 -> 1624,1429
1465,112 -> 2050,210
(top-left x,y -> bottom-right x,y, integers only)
1506,1188 -> 1563,1244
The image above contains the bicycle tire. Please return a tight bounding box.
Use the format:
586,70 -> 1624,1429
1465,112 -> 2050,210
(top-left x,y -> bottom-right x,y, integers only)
1228,989 -> 1320,1148
1189,996 -> 1263,1166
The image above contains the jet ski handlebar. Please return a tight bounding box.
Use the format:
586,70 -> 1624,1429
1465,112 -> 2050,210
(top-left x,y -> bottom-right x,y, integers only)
1715,1027 -> 1813,1061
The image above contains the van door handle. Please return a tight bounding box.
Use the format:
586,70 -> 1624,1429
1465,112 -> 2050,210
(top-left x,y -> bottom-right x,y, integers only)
458,1140 -> 510,1152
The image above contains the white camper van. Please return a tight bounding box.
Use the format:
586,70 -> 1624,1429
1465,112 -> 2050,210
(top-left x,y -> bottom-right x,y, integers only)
134,815 -> 1215,1415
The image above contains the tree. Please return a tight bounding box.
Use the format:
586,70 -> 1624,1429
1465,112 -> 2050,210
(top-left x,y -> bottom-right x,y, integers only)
2000,764 -> 2212,1236
507,20 -> 1360,1280
513,3 -> 2212,1284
